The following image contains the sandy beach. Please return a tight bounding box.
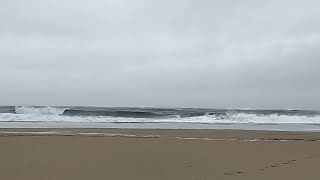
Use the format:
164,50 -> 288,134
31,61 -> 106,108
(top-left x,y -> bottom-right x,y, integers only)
0,129 -> 320,180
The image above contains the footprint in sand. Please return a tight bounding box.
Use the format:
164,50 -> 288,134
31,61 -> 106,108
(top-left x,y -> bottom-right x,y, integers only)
304,156 -> 312,159
259,160 -> 294,171
224,172 -> 233,176
224,171 -> 244,176
281,159 -> 297,165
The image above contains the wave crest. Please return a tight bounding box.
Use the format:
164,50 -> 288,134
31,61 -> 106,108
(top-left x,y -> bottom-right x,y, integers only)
15,106 -> 66,115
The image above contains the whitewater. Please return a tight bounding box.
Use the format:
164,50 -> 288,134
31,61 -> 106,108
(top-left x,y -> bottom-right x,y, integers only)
0,106 -> 320,131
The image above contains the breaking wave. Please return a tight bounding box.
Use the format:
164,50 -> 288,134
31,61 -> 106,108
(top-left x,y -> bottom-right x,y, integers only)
15,106 -> 66,115
0,106 -> 319,124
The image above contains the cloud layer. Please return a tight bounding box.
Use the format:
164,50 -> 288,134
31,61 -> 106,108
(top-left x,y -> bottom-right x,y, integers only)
1,0 -> 320,109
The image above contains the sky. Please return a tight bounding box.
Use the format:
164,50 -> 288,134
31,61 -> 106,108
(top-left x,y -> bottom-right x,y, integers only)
0,0 -> 320,109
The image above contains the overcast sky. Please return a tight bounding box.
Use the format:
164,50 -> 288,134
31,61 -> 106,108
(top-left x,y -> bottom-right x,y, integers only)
0,0 -> 319,109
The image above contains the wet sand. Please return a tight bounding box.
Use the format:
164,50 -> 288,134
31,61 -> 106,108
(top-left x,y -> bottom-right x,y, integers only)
0,129 -> 320,180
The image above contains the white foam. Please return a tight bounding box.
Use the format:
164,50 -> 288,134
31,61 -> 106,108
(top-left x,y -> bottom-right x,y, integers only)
15,106 -> 66,115
0,111 -> 320,124
158,113 -> 320,124
230,113 -> 320,124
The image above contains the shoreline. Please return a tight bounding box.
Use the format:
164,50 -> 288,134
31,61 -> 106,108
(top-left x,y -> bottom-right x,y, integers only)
1,128 -> 320,141
1,121 -> 320,132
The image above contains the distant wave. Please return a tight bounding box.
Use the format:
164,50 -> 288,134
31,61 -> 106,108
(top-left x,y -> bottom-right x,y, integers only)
0,106 -> 319,124
0,106 -> 16,114
62,109 -> 209,118
63,109 -> 169,118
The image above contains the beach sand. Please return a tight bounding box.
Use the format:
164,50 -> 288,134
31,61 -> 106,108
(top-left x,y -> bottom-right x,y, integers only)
0,129 -> 320,180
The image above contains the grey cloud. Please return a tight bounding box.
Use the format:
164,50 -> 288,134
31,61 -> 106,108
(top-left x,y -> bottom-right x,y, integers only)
0,0 -> 320,109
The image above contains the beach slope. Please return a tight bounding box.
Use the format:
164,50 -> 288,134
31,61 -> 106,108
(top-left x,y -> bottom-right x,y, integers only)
0,129 -> 319,180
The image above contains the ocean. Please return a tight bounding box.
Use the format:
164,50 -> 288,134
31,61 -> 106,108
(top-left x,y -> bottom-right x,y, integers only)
1,106 -> 320,131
